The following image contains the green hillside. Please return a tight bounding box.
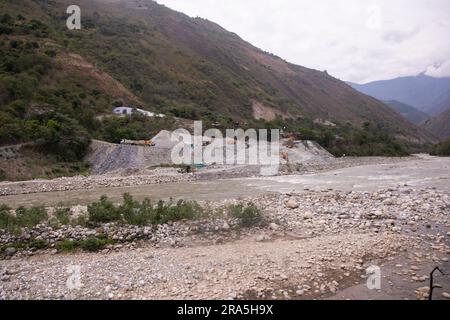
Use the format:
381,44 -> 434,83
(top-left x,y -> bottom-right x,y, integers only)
0,0 -> 438,181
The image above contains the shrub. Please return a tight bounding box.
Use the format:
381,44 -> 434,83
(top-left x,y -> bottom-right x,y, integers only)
120,194 -> 152,226
88,195 -> 121,223
71,214 -> 88,227
430,139 -> 450,156
55,206 -> 71,225
228,203 -> 262,227
29,239 -> 47,250
79,236 -> 112,252
56,237 -> 115,253
0,204 -> 16,230
37,113 -> 91,162
0,169 -> 6,181
15,206 -> 48,227
115,194 -> 202,226
56,239 -> 78,252
95,114 -> 176,144
154,199 -> 201,225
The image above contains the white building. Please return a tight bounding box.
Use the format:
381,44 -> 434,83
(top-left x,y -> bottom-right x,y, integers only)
113,106 -> 165,118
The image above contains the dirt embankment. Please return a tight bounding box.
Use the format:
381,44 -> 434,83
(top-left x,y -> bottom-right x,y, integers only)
87,140 -> 175,175
87,135 -> 335,175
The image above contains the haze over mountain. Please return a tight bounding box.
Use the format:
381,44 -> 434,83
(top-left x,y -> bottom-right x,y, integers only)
420,109 -> 450,141
348,74 -> 450,116
428,89 -> 450,116
383,100 -> 429,125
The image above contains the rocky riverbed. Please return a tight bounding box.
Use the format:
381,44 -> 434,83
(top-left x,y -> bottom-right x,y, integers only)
0,156 -> 415,197
1,186 -> 448,300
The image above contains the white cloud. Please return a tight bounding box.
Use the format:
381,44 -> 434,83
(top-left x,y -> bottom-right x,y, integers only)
425,60 -> 450,78
156,0 -> 450,83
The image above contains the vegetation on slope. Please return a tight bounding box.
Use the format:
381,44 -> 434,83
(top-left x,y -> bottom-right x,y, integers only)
430,139 -> 450,156
0,0 -> 436,181
420,109 -> 450,141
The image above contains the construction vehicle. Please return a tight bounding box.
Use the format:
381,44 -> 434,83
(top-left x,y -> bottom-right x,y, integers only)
120,139 -> 155,147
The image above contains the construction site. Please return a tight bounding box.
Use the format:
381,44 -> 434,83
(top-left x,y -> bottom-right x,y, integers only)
1,128 -> 449,300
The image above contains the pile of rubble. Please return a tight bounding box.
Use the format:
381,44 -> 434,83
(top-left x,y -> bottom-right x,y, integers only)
0,168 -> 190,196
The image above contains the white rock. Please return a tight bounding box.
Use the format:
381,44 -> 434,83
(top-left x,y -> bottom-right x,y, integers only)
269,223 -> 280,231
286,199 -> 299,209
296,290 -> 304,296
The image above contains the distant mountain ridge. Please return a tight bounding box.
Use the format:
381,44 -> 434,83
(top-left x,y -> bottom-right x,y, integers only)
428,89 -> 450,116
420,109 -> 450,141
348,74 -> 450,116
383,100 -> 429,125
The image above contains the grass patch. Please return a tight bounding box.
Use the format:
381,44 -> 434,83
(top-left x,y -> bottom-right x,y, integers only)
228,203 -> 263,228
1,194 -> 205,234
87,194 -> 204,226
154,199 -> 202,225
0,236 -> 116,255
55,205 -> 71,225
29,238 -> 47,250
0,238 -> 49,255
0,204 -> 48,231
55,239 -> 78,252
88,195 -> 121,223
79,236 -> 114,252
15,205 -> 48,228
0,204 -> 16,231
55,236 -> 116,253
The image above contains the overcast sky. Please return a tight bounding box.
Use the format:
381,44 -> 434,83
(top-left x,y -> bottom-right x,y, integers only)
156,0 -> 450,84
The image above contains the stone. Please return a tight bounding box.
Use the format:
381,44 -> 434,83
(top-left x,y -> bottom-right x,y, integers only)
442,292 -> 450,300
286,199 -> 299,209
255,235 -> 264,242
4,247 -> 16,257
269,223 -> 280,231
303,212 -> 313,220
1,275 -> 10,282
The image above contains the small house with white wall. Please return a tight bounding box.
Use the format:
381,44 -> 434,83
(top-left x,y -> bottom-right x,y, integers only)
113,106 -> 165,118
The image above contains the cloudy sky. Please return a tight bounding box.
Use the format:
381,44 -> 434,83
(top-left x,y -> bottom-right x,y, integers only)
156,0 -> 450,84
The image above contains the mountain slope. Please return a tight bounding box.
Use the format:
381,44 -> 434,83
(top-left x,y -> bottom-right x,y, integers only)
383,100 -> 429,125
348,74 -> 450,115
428,89 -> 450,116
0,0 -> 435,143
420,109 -> 450,141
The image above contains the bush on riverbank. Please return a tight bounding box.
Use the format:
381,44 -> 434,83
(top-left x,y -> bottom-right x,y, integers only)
430,139 -> 450,156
